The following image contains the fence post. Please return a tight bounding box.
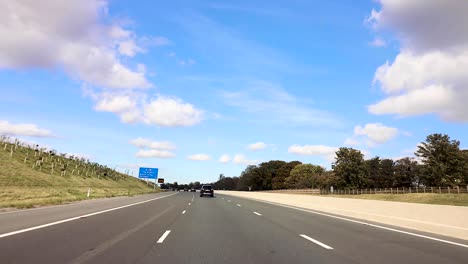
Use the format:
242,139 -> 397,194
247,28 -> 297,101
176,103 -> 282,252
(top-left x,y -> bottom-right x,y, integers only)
457,186 -> 460,194
439,187 -> 441,193
397,187 -> 399,194
431,186 -> 433,193
409,187 -> 411,193
448,186 -> 451,194
423,186 -> 426,193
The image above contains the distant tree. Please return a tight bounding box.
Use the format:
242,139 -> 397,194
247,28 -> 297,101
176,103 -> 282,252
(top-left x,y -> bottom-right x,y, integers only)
365,157 -> 381,188
173,182 -> 178,189
188,182 -> 194,189
380,159 -> 395,187
416,134 -> 465,186
193,181 -> 201,189
393,157 -> 420,187
219,174 -> 225,181
272,161 -> 301,189
285,164 -> 325,189
333,148 -> 367,188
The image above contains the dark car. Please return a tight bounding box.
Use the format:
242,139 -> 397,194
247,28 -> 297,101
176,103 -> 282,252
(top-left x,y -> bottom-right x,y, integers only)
184,188 -> 189,192
200,185 -> 214,197
190,189 -> 196,192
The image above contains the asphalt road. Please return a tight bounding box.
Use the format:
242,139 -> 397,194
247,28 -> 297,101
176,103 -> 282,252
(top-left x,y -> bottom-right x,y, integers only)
0,191 -> 467,264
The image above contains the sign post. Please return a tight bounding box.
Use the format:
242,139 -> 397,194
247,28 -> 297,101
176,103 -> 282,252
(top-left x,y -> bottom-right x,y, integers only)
138,167 -> 158,190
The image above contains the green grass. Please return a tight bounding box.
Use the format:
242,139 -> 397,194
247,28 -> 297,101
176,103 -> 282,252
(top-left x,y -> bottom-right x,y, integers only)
327,193 -> 468,206
0,140 -> 156,208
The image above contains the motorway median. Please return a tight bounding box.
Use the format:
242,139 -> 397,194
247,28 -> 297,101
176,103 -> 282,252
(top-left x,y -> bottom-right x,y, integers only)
216,190 -> 468,241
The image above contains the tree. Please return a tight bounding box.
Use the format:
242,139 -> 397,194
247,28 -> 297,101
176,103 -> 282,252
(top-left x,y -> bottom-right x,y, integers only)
333,148 -> 367,188
380,159 -> 395,187
365,157 -> 381,188
393,157 -> 420,187
285,164 -> 325,189
193,181 -> 201,189
416,134 -> 465,186
272,161 -> 301,189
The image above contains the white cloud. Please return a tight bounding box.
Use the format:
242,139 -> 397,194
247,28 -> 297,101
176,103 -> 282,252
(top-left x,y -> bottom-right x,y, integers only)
218,154 -> 231,163
143,96 -> 204,127
232,154 -> 259,165
0,120 -> 54,137
354,123 -> 398,145
94,94 -> 136,113
344,138 -> 359,146
129,137 -> 176,150
89,92 -> 204,127
187,154 -> 211,161
118,40 -> 143,57
288,144 -> 338,156
367,0 -> 468,122
0,0 -> 151,89
369,37 -> 386,47
248,142 -> 267,151
136,149 -> 175,158
179,59 -> 196,66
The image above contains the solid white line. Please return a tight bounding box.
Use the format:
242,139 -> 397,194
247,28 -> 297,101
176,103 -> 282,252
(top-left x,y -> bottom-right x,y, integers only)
236,204 -> 242,207
157,230 -> 171,243
0,193 -> 178,239
253,212 -> 262,216
233,197 -> 468,249
182,210 -> 186,215
300,234 -> 333,250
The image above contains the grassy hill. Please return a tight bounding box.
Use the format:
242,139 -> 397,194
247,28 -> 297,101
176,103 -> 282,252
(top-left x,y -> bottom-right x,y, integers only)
0,137 -> 156,208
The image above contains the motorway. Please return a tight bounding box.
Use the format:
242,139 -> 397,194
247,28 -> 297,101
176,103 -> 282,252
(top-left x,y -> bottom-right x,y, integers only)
0,191 -> 467,264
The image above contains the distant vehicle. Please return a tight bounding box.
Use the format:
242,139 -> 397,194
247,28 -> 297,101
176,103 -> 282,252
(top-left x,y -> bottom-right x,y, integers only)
190,189 -> 196,192
184,188 -> 189,192
200,185 -> 214,197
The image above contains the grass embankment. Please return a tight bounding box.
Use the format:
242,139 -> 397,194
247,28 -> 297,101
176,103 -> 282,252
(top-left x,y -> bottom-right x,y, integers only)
328,193 -> 468,206
0,140 -> 156,208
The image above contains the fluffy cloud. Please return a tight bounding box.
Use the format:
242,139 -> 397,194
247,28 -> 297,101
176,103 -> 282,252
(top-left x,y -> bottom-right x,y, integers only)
248,142 -> 267,151
90,92 -> 204,127
187,154 -> 211,161
354,123 -> 398,145
129,137 -> 175,150
288,144 -> 338,156
136,149 -> 175,158
218,154 -> 231,163
143,96 -> 204,127
367,0 -> 468,122
232,154 -> 259,165
0,0 -> 151,89
0,120 -> 54,137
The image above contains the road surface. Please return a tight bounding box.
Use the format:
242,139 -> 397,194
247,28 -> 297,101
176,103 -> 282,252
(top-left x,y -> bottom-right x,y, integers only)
0,191 -> 467,264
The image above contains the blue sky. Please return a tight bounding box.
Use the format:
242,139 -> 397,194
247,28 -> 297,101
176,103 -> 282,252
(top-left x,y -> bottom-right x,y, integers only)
1,0 -> 467,183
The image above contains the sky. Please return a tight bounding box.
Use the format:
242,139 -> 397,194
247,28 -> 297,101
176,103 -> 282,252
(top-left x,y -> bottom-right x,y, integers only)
1,0 -> 468,184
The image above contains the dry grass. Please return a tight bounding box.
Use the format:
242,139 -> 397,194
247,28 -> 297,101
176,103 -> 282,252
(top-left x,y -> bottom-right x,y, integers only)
326,193 -> 468,206
0,140 -> 156,208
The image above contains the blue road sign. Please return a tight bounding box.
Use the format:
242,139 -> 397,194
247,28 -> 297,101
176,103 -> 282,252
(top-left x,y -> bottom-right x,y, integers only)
138,167 -> 158,179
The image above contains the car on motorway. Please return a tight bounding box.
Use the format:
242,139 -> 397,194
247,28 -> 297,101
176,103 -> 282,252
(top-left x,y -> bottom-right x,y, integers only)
190,189 -> 196,192
200,185 -> 214,197
184,188 -> 189,192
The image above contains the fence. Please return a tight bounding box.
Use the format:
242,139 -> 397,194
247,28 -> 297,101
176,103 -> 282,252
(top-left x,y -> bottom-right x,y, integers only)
322,186 -> 468,195
260,186 -> 468,195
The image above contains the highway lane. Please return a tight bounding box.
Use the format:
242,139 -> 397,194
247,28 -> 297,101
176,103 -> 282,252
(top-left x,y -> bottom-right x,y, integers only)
0,192 -> 176,235
0,191 -> 467,263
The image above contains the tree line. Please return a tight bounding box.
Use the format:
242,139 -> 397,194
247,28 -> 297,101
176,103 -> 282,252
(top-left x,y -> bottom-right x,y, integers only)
210,134 -> 468,191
